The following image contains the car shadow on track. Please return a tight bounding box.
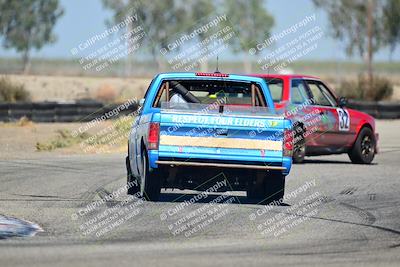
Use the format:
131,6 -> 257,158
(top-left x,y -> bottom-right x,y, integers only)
158,192 -> 290,206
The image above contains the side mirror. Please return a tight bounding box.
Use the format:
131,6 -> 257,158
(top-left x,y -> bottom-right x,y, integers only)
338,97 -> 347,107
139,98 -> 145,106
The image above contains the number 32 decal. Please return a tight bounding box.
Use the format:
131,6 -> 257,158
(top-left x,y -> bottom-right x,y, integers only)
337,108 -> 350,131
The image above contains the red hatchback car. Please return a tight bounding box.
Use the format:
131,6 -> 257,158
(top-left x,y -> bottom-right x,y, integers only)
251,74 -> 378,164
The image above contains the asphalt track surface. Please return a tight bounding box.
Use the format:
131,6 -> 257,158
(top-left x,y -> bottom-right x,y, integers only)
0,121 -> 399,267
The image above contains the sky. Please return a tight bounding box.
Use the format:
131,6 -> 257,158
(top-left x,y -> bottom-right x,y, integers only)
0,0 -> 399,61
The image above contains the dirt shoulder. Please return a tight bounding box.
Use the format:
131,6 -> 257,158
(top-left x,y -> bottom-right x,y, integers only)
0,120 -> 129,159
3,74 -> 151,102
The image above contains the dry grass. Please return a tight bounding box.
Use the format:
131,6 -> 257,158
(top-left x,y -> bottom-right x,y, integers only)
35,129 -> 90,151
95,83 -> 118,103
0,120 -> 130,158
16,116 -> 33,127
3,74 -> 150,102
0,77 -> 30,102
35,116 -> 134,153
3,73 -> 400,102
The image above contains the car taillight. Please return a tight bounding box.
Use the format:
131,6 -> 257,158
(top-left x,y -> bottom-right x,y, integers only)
148,122 -> 160,150
283,129 -> 293,157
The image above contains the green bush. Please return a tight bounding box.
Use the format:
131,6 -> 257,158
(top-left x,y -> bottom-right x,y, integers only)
0,77 -> 30,102
336,75 -> 393,101
36,129 -> 90,151
366,76 -> 393,101
336,79 -> 363,100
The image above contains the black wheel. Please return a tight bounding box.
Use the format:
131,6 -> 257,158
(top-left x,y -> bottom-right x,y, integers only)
247,171 -> 285,204
348,127 -> 376,164
126,156 -> 140,195
139,150 -> 162,201
263,171 -> 285,203
246,180 -> 264,199
292,125 -> 306,164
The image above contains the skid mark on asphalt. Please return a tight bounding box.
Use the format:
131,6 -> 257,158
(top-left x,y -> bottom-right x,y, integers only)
266,205 -> 400,239
78,176 -> 123,208
96,187 -> 120,208
0,160 -> 84,172
340,187 -> 358,195
7,193 -> 83,201
388,243 -> 400,248
11,193 -> 67,199
245,191 -> 398,243
316,191 -> 377,225
318,195 -> 335,204
339,202 -> 377,225
0,198 -> 86,202
264,194 -> 400,240
0,192 -> 90,202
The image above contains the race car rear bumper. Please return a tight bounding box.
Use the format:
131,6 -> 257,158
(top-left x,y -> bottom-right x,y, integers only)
155,160 -> 286,171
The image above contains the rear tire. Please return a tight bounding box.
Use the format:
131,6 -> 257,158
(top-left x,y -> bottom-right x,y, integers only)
293,125 -> 306,164
140,150 -> 162,201
246,180 -> 264,199
247,171 -> 285,204
348,127 -> 376,164
263,171 -> 285,204
126,156 -> 140,195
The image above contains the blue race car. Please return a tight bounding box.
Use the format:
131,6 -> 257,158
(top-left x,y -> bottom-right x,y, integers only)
126,72 -> 292,203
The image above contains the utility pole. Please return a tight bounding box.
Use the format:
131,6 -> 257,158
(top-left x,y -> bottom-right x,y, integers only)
367,0 -> 374,92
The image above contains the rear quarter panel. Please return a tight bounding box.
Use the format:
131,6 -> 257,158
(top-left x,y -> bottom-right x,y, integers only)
348,108 -> 376,145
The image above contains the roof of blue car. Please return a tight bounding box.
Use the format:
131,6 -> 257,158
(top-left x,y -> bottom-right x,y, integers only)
155,72 -> 266,83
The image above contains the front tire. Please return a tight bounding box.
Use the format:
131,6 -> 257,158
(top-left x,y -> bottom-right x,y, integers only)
348,127 -> 376,164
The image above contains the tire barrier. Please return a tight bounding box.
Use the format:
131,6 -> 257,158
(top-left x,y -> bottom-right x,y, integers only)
0,100 -> 397,122
0,101 -> 138,122
347,100 -> 400,119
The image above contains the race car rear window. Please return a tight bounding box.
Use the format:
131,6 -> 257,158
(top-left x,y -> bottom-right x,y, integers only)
153,80 -> 267,108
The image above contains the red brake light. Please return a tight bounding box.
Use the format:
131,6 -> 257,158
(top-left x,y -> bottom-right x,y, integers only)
195,72 -> 229,77
283,129 -> 293,157
148,122 -> 160,150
